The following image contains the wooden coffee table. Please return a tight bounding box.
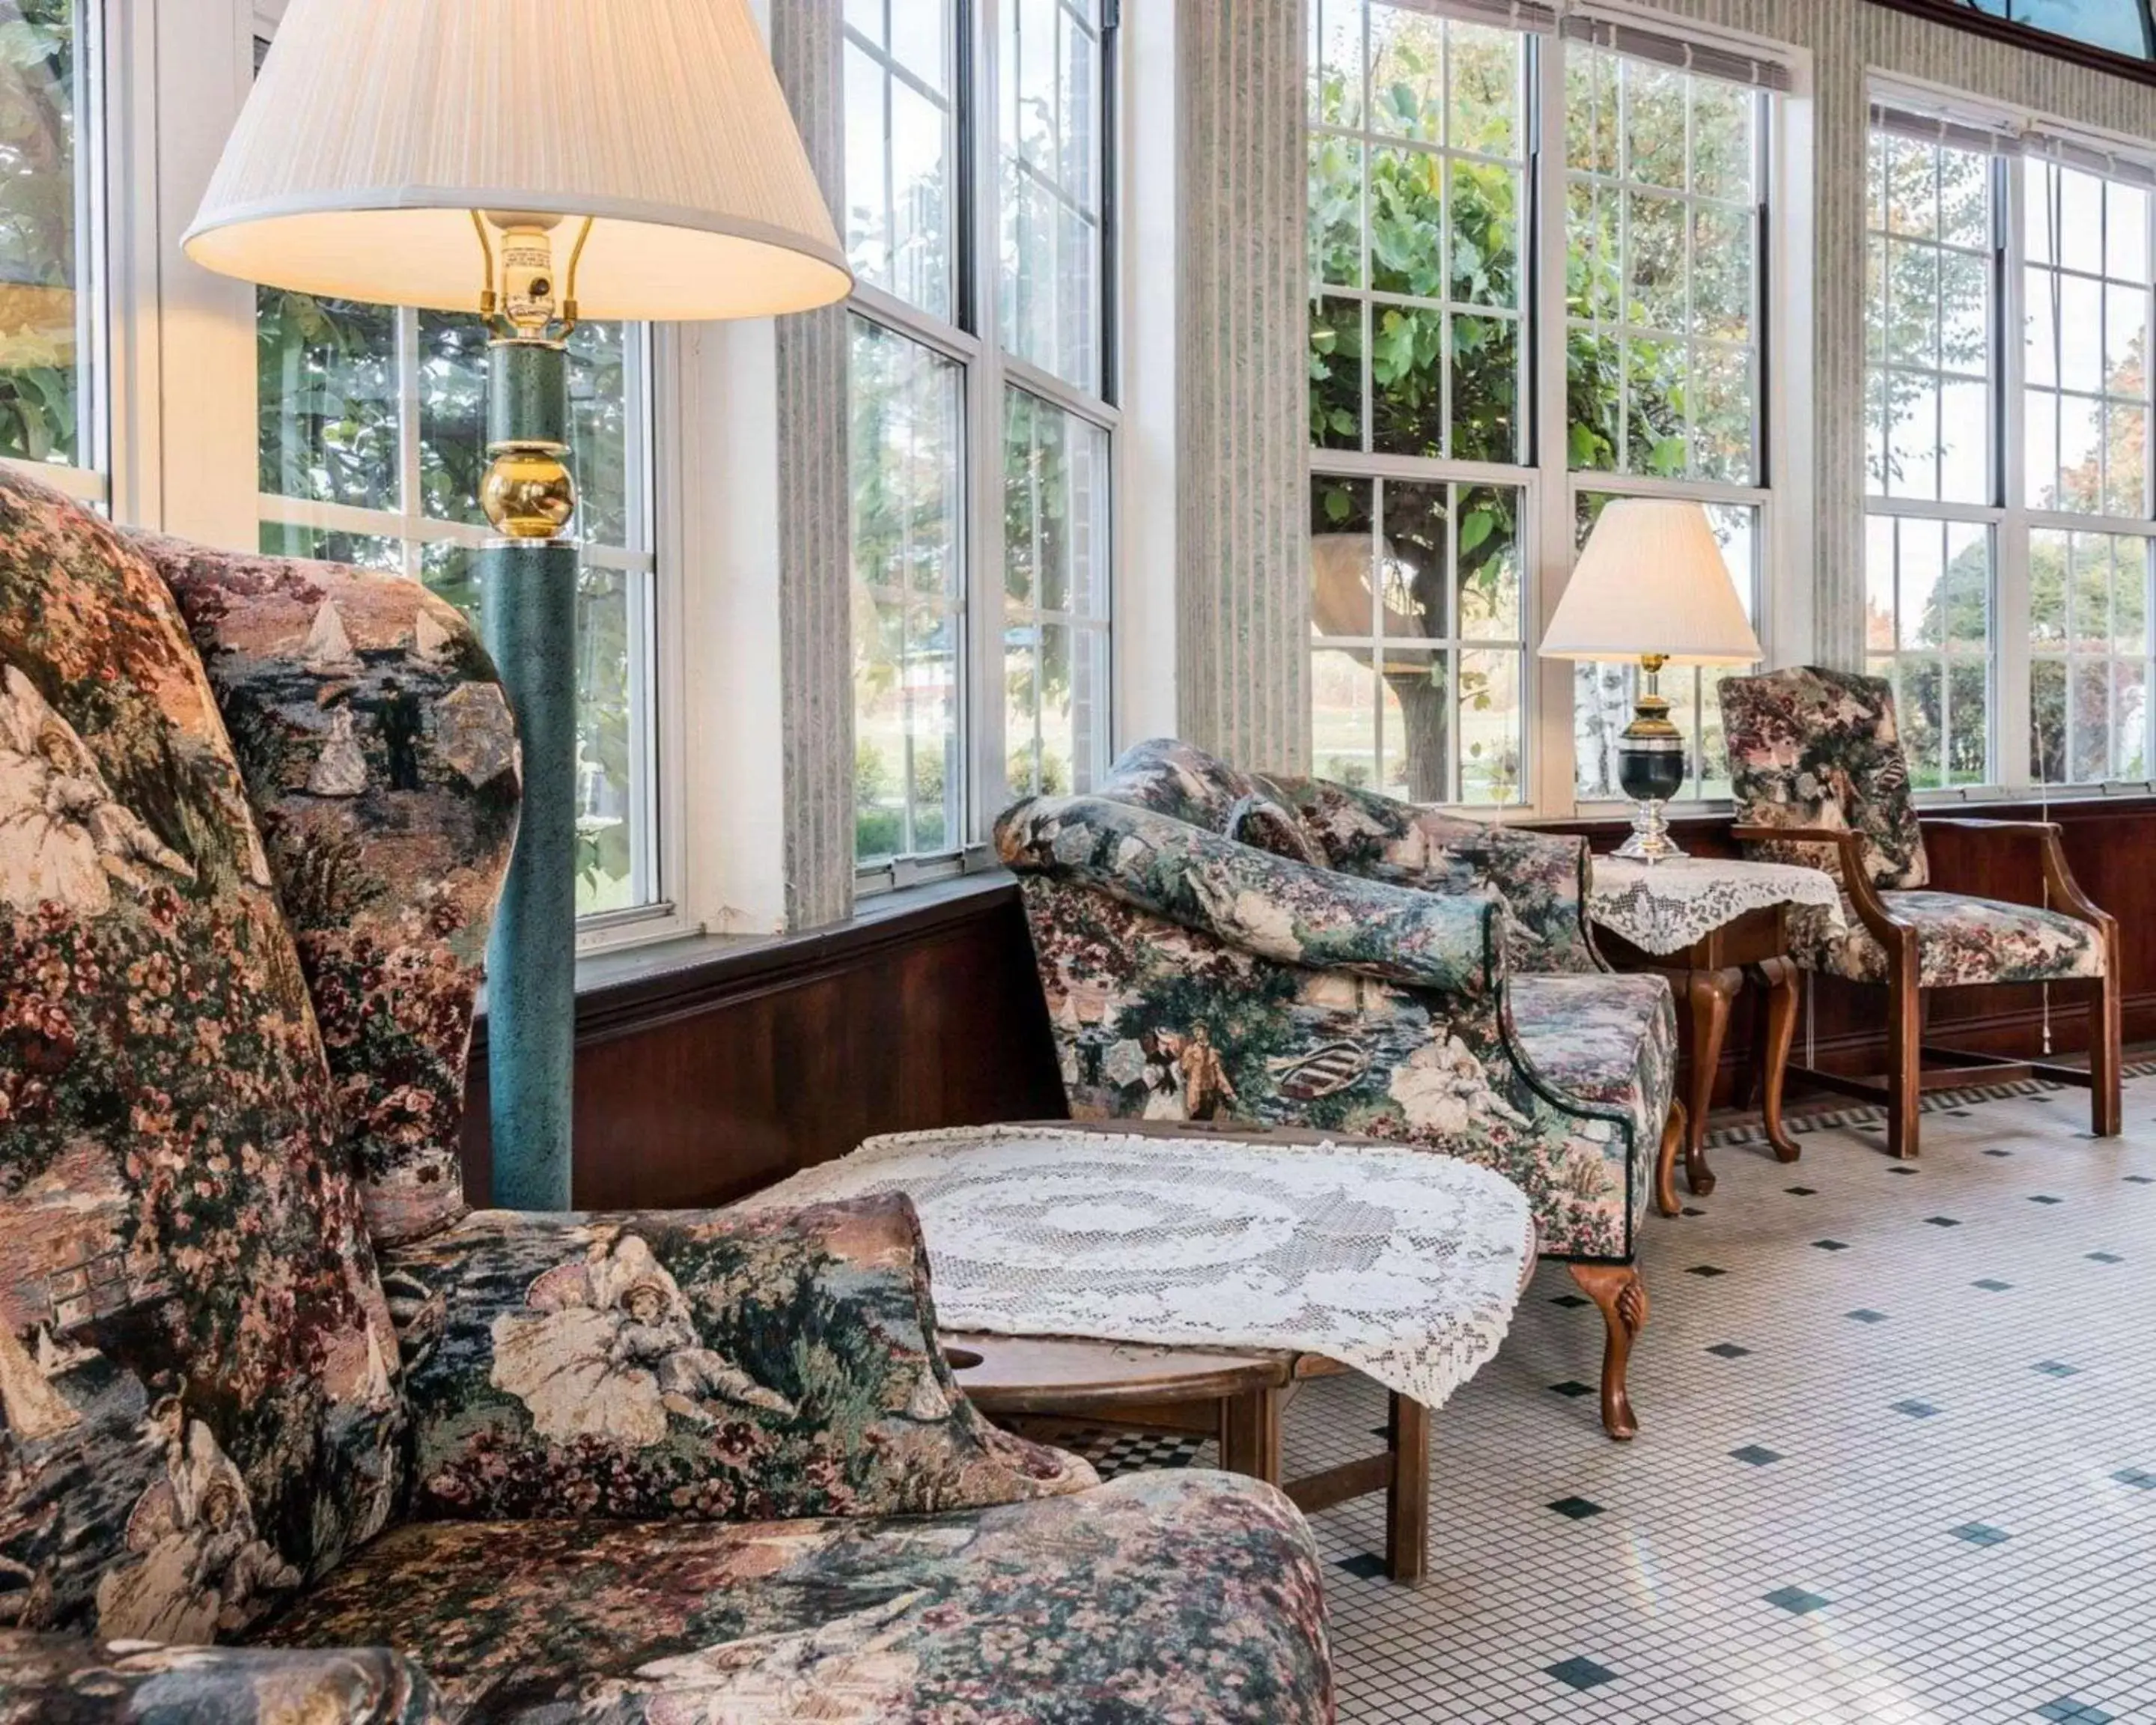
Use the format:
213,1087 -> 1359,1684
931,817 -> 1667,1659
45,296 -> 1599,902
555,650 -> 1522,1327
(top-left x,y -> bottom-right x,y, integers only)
945,1331 -> 1431,1583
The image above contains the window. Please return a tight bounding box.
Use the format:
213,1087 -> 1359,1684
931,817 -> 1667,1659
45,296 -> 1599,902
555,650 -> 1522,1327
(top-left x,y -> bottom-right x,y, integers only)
255,303 -> 660,916
0,1 -> 103,505
847,0 -> 1118,874
1863,120 -> 2001,790
1948,1 -> 2155,64
1307,2 -> 1779,809
1865,98 -> 2156,794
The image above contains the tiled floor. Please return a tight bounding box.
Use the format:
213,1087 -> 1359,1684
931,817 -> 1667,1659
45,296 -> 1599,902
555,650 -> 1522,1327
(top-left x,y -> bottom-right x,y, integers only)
1071,1076 -> 2156,1723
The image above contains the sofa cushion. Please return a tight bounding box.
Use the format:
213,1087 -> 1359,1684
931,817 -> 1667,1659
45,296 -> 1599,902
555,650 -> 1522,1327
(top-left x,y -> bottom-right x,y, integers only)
1508,973 -> 1678,1162
1788,891 -> 2107,988
1224,791 -> 1327,867
1720,666 -> 1931,890
135,535 -> 520,1247
0,475 -> 401,1640
258,1472 -> 1333,1724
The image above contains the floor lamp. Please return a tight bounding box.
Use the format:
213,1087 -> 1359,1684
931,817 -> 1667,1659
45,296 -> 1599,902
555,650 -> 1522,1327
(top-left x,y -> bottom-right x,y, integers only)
183,0 -> 851,1209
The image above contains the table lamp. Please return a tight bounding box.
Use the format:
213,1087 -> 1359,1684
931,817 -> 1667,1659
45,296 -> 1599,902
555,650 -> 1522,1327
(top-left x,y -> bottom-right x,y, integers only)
184,0 -> 852,1210
1539,499 -> 1762,863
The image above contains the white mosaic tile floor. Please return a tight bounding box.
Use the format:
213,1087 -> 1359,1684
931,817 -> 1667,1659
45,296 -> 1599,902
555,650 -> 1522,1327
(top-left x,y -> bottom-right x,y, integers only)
1074,1077 -> 2156,1724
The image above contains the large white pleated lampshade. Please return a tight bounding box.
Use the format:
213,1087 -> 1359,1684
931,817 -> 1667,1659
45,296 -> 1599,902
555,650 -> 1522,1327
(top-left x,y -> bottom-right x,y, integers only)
183,0 -> 852,320
1539,499 -> 1763,666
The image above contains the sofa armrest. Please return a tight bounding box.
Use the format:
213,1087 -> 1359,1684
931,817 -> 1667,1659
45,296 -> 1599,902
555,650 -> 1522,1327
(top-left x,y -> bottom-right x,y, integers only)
996,795 -> 1505,1000
0,1634 -> 443,1724
381,1194 -> 1094,1524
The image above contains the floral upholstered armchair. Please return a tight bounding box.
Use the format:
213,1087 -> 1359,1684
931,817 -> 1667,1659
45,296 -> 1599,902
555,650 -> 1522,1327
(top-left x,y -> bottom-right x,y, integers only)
0,475 -> 1332,1724
1720,666 -> 2120,1160
996,740 -> 1681,1440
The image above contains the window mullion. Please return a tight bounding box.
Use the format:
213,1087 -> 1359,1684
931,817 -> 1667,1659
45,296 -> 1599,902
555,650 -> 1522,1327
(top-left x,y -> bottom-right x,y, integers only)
968,0 -> 1009,837
1532,29 -> 1575,816
1999,153 -> 2035,794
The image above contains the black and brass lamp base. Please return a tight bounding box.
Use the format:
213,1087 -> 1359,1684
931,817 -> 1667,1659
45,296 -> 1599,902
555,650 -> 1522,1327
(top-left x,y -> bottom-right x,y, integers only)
1613,653 -> 1687,864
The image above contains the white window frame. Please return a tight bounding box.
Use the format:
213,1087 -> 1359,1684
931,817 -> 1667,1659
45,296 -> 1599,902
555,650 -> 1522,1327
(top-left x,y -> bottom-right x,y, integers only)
1306,1 -> 1804,818
0,0 -> 113,508
848,0 -> 1121,895
1869,79 -> 2156,806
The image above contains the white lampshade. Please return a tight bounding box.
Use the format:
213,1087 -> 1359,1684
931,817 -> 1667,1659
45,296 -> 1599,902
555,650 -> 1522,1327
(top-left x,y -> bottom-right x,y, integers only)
183,0 -> 852,320
1538,499 -> 1763,666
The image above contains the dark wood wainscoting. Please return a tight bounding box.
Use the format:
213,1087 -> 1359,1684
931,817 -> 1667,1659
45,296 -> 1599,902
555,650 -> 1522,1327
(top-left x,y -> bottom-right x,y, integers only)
463,798 -> 2156,1208
460,879 -> 1067,1210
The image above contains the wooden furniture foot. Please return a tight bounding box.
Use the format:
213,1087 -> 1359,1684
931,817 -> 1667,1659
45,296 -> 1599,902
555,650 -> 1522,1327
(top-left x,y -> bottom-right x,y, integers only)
1568,1262 -> 1645,1441
1653,1098 -> 1687,1218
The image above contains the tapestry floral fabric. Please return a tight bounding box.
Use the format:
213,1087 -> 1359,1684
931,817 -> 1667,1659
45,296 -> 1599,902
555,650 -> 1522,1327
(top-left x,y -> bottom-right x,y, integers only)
997,783 -> 1673,1262
1508,974 -> 1680,1157
259,1472 -> 1334,1724
134,533 -> 521,1249
386,1195 -> 1094,1524
1720,666 -> 1932,890
0,1633 -> 446,1725
1786,890 -> 2107,989
1273,773 -> 1604,976
0,474 -> 401,1642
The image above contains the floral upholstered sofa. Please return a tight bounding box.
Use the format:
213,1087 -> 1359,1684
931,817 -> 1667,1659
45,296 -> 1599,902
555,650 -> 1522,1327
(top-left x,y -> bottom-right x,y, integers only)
995,740 -> 1681,1439
0,474 -> 1333,1724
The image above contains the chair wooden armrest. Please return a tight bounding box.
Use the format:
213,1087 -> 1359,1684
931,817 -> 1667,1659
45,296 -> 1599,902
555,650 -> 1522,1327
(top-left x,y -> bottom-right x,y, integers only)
1726,824 -> 1916,952
1919,818 -> 2114,933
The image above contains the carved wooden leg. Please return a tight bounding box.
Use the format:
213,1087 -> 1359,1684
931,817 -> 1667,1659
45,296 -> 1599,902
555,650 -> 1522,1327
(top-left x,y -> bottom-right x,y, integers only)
1568,1262 -> 1646,1441
1654,1099 -> 1687,1219
1750,956 -> 1802,1163
2091,969 -> 2123,1138
1386,1392 -> 1429,1584
1886,972 -> 1923,1160
1684,970 -> 1737,1196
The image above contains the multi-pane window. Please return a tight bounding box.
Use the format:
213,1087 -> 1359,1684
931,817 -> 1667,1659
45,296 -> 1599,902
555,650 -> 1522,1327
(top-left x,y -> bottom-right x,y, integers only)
848,0 -> 1118,873
2031,529 -> 2149,782
1945,1 -> 2155,63
1863,121 -> 2000,790
1566,37 -> 1770,802
0,1 -> 102,504
1309,6 -> 1780,811
255,302 -> 660,915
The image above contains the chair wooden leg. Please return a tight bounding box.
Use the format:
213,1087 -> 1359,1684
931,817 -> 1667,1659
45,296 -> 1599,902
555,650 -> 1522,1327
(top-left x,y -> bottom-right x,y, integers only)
1653,1099 -> 1687,1219
1568,1263 -> 1645,1442
2091,970 -> 2123,1138
1886,973 -> 1923,1160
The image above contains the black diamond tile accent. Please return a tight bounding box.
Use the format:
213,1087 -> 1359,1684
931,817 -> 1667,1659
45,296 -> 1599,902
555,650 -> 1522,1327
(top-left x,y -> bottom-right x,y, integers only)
2087,1251 -> 2125,1264
1813,1239 -> 1851,1252
1946,1108 -> 1973,1117
1925,1216 -> 1962,1228
1951,1523 -> 2009,1545
1548,1496 -> 1604,1521
1847,1309 -> 1889,1324
1785,1185 -> 1818,1195
1685,1265 -> 1727,1278
2029,1194 -> 2065,1205
1764,1586 -> 1830,1615
1550,1293 -> 1591,1309
2125,1175 -> 2156,1184
1973,1278 -> 2013,1292
1333,1551 -> 1388,1581
1886,1166 -> 1919,1175
2113,1468 -> 2155,1490
1546,1658 -> 1617,1692
1730,1444 -> 1782,1466
1706,1342 -> 1751,1359
2033,1360 -> 2081,1377
1983,1148 -> 2014,1157
1892,1399 -> 1940,1419
1550,1381 -> 1596,1399
1681,1206 -> 1707,1217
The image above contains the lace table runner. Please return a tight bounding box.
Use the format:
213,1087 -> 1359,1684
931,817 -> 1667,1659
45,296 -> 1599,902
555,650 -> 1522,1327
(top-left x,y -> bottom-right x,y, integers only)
1589,855 -> 1845,957
739,1126 -> 1533,1412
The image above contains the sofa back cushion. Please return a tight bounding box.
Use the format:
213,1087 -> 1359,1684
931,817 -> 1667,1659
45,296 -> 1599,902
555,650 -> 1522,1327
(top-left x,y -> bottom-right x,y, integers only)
1719,666 -> 1930,889
1092,738 -> 1289,834
0,475 -> 401,1641
134,535 -> 520,1248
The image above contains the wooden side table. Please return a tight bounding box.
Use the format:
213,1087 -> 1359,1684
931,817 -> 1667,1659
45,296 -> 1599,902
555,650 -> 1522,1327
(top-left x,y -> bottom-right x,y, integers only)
1597,905 -> 1803,1210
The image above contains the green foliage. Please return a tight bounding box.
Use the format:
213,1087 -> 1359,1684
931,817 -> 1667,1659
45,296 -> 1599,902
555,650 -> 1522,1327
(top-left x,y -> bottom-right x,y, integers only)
0,0 -> 82,467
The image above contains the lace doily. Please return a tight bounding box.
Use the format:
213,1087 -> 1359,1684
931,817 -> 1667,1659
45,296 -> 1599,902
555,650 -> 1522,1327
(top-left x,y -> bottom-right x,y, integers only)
1589,856 -> 1846,957
739,1126 -> 1533,1413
